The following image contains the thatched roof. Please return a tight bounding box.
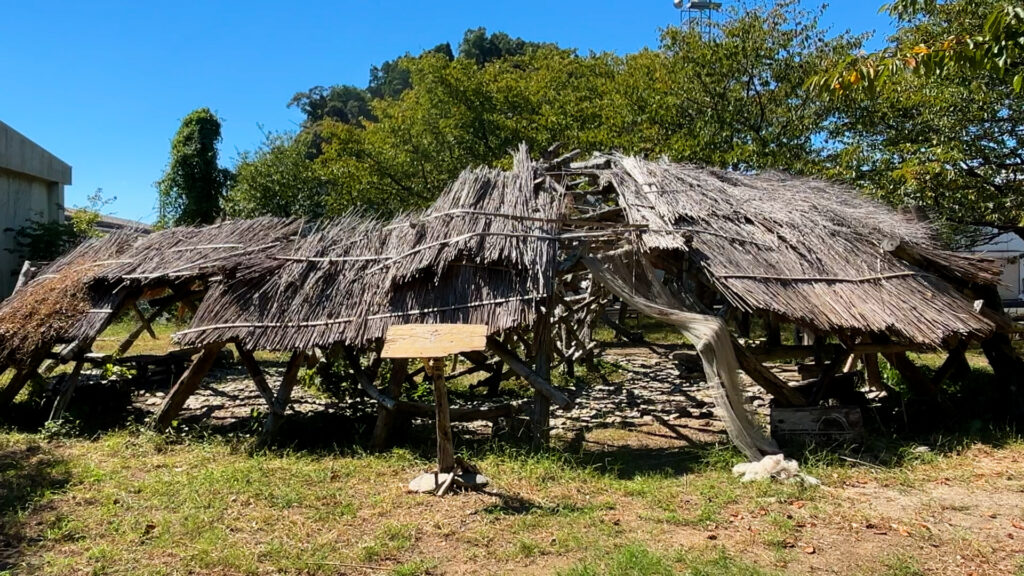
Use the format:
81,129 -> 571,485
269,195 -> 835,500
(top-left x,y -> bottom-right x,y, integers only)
175,147 -> 560,351
601,155 -> 1000,345
0,218 -> 301,366
0,148 -> 1002,364
0,230 -> 139,367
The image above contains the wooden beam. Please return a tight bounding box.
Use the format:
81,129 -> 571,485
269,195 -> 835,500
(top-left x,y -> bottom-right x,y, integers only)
486,336 -> 573,410
731,340 -> 807,407
234,342 -> 276,411
49,360 -> 85,422
863,353 -> 887,394
132,303 -> 158,339
370,358 -> 408,451
0,352 -> 47,409
342,347 -> 396,410
154,342 -> 225,430
750,343 -> 928,363
263,351 -> 305,438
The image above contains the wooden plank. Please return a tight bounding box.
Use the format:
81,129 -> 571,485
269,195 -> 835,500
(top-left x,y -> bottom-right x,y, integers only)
154,343 -> 225,430
381,324 -> 487,359
863,353 -> 887,394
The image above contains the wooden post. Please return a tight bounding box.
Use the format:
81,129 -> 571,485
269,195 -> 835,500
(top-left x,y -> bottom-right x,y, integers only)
370,358 -> 408,451
154,342 -> 225,430
863,353 -> 887,393
766,314 -> 781,347
49,360 -> 85,421
430,359 -> 455,473
974,284 -> 1024,421
532,303 -> 554,448
0,352 -> 47,409
263,351 -> 306,438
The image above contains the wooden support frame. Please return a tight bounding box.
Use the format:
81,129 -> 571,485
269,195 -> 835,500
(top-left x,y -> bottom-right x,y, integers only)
154,342 -> 225,430
485,336 -> 573,410
731,340 -> 807,407
0,352 -> 47,409
263,351 -> 306,438
234,342 -> 277,411
48,360 -> 85,422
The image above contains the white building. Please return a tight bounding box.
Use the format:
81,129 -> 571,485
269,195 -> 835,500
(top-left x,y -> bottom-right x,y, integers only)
0,121 -> 72,298
970,231 -> 1024,304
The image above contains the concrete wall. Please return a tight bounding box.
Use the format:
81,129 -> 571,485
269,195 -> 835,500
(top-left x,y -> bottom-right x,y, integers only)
0,121 -> 71,298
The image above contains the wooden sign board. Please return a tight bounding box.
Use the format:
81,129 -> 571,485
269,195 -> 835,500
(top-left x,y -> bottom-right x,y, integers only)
381,324 -> 488,359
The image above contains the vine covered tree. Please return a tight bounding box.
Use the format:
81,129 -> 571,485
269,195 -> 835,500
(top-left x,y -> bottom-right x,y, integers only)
156,108 -> 231,227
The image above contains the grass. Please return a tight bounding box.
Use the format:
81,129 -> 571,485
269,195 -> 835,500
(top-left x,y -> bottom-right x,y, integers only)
0,425 -> 1019,575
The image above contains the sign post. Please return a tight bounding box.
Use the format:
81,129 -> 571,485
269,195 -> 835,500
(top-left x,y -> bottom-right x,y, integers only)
382,323 -> 490,495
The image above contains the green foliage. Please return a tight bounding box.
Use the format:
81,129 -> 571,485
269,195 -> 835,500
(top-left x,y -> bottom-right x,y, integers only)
225,130 -> 333,218
288,85 -> 374,126
5,189 -> 111,262
817,0 -> 1024,238
228,9 -> 857,219
157,107 -> 230,227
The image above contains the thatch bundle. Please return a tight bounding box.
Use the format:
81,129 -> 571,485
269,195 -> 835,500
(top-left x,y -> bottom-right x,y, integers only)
602,156 -> 1001,346
176,146 -> 561,350
0,231 -> 139,366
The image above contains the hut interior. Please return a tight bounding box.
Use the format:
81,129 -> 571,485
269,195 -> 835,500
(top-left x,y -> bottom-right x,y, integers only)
0,145 -> 1020,481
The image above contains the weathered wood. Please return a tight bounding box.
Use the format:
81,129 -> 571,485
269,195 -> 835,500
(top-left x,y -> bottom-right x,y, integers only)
931,343 -> 969,390
0,352 -> 46,409
263,351 -> 305,437
731,340 -> 807,407
973,284 -> 1024,421
862,353 -> 887,394
371,358 -> 408,451
431,359 -> 455,474
485,336 -> 573,410
381,324 -> 487,359
532,301 -> 554,448
750,343 -> 926,363
13,260 -> 35,293
154,342 -> 225,430
49,360 -> 85,421
342,347 -> 396,410
234,342 -> 276,411
132,303 -> 158,339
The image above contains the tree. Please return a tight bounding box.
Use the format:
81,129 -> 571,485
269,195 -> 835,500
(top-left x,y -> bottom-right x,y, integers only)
812,1 -> 1024,96
609,0 -> 860,172
457,27 -> 553,65
288,85 -> 374,126
157,108 -> 231,227
368,43 -> 453,100
818,0 -> 1024,240
225,130 -> 335,219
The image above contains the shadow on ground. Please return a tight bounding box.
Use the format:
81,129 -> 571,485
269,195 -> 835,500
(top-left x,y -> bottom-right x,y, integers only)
0,440 -> 71,571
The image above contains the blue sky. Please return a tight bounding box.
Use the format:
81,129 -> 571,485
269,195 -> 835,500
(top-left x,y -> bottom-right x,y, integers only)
1,1 -> 895,223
